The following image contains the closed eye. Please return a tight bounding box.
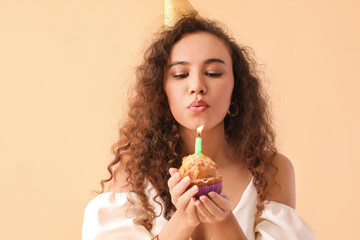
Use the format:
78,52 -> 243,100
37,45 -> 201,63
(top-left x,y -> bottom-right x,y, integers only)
173,73 -> 189,79
206,72 -> 223,78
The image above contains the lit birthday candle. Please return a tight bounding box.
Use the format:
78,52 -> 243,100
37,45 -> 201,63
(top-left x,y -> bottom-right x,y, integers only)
195,125 -> 204,155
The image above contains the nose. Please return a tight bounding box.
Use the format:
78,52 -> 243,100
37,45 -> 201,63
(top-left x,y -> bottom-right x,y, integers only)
188,73 -> 207,95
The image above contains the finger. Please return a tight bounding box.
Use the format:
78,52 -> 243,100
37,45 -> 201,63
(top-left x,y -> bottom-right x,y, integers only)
195,199 -> 214,221
177,185 -> 198,210
208,192 -> 231,211
171,176 -> 192,203
169,168 -> 178,176
195,202 -> 208,222
199,195 -> 224,217
186,197 -> 198,218
168,172 -> 181,190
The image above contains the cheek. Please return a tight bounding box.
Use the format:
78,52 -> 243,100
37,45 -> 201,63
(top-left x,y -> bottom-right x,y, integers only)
214,81 -> 234,117
216,80 -> 234,103
165,85 -> 175,103
225,81 -> 234,99
165,84 -> 183,112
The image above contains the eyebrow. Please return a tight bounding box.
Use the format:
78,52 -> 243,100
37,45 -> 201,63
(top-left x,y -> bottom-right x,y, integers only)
168,58 -> 226,69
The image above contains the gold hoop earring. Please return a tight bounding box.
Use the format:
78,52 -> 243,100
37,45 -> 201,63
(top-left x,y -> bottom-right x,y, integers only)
227,102 -> 239,117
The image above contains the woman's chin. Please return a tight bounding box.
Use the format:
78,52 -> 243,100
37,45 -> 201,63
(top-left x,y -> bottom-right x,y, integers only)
178,120 -> 224,132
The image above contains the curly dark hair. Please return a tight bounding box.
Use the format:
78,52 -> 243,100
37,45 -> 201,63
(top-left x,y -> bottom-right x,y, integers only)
99,14 -> 278,232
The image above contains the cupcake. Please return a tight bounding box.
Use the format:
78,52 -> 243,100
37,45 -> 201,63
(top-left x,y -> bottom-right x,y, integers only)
179,154 -> 223,198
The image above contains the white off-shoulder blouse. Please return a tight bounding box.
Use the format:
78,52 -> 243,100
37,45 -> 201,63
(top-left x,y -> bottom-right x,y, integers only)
82,178 -> 316,240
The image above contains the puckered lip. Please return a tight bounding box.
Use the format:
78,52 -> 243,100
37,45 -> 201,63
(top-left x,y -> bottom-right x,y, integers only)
187,100 -> 209,113
187,99 -> 209,108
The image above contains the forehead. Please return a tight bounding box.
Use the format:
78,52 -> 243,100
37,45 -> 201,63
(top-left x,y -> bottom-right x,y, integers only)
169,32 -> 232,64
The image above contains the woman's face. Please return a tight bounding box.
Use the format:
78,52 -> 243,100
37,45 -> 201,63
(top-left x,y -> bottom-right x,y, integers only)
164,32 -> 234,131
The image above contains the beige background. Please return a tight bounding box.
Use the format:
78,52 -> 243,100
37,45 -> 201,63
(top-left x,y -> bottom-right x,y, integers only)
1,0 -> 359,239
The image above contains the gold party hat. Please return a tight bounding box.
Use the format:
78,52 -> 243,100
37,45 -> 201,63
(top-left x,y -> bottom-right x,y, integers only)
163,0 -> 199,29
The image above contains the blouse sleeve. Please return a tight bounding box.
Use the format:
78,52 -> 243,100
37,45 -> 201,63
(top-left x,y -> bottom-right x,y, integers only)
255,201 -> 316,240
82,192 -> 153,240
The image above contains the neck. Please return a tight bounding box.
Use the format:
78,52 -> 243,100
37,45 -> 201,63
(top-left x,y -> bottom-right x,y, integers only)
180,122 -> 233,166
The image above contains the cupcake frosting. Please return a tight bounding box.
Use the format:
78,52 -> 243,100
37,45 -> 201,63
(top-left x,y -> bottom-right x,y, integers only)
179,154 -> 222,187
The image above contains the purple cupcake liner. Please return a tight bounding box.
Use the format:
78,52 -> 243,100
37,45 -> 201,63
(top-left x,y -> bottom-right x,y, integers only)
194,181 -> 222,199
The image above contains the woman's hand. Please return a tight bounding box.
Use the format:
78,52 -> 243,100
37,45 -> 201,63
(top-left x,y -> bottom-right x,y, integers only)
194,191 -> 248,240
194,191 -> 232,224
158,169 -> 201,240
168,168 -> 200,228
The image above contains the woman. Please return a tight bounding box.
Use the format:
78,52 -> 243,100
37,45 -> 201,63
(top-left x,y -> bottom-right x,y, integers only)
82,15 -> 315,240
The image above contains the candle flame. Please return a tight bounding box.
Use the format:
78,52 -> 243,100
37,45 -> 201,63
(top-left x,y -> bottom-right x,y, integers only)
197,125 -> 204,136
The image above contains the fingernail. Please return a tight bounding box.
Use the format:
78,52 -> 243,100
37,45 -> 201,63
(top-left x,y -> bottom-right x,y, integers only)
209,192 -> 216,198
192,185 -> 198,192
200,196 -> 207,201
174,172 -> 180,178
184,176 -> 190,183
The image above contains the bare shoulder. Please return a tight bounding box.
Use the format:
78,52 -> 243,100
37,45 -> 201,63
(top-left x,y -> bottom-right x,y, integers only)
266,151 -> 296,209
104,160 -> 133,193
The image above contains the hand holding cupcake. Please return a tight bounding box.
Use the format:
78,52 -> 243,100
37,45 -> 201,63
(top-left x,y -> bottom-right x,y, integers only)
179,154 -> 223,198
178,125 -> 223,198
